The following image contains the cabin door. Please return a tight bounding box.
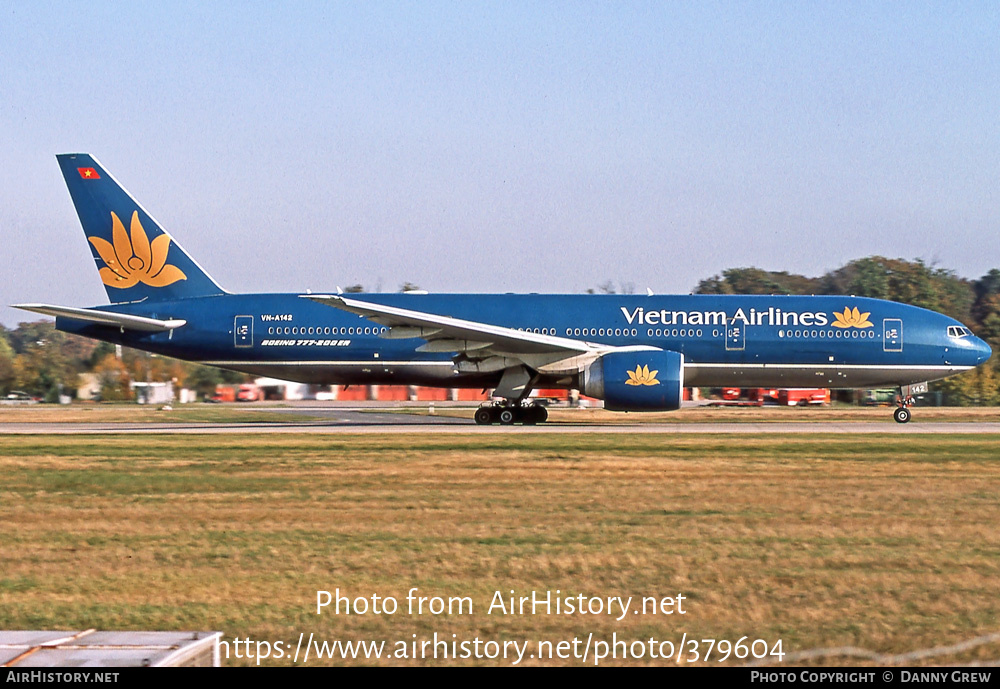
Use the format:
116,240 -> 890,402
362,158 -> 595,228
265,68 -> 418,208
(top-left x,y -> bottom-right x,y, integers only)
725,323 -> 745,351
234,315 -> 254,348
883,319 -> 902,352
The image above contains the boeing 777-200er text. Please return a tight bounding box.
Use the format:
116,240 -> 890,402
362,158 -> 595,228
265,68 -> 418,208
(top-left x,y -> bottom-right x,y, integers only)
14,154 -> 993,424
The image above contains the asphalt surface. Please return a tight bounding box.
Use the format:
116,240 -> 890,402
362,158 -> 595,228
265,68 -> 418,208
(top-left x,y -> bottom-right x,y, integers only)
1,409 -> 998,435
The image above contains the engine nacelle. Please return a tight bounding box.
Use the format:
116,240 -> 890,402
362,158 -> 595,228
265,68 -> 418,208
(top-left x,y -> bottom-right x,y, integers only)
582,350 -> 684,411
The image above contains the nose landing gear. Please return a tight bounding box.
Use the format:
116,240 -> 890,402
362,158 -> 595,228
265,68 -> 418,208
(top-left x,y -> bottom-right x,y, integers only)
892,383 -> 928,423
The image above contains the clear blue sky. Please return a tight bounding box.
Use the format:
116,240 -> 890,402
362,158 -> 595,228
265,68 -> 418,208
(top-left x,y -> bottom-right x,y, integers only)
2,1 -> 998,325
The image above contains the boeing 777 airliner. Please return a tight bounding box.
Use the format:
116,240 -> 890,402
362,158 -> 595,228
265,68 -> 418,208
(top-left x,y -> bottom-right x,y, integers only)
14,154 -> 993,424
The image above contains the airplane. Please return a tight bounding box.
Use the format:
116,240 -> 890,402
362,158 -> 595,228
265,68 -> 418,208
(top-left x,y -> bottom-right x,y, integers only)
13,154 -> 993,425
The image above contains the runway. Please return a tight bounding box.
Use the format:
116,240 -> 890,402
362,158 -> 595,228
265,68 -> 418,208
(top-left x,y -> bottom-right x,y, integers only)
1,410 -> 998,435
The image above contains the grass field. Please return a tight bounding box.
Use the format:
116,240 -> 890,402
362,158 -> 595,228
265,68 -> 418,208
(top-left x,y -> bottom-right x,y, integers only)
1,432 -> 998,665
0,404 -> 311,424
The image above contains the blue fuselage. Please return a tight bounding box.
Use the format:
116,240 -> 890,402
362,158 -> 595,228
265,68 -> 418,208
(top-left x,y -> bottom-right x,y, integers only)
56,293 -> 992,390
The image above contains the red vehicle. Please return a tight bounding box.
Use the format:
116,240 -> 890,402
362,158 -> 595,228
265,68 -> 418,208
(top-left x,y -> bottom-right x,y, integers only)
714,388 -> 828,406
777,389 -> 830,406
236,384 -> 263,402
209,386 -> 236,403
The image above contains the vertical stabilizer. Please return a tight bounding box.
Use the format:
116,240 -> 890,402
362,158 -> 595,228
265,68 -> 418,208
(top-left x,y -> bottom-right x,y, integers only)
56,153 -> 225,303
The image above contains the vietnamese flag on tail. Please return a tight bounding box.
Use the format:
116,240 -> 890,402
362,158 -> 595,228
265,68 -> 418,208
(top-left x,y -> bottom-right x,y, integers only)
78,167 -> 100,179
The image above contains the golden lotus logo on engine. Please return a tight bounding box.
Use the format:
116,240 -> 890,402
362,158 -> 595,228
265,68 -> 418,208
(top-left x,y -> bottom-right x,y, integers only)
832,307 -> 873,328
625,365 -> 660,386
88,211 -> 187,288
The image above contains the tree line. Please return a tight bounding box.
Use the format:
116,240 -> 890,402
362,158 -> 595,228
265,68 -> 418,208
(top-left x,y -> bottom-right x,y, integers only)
1,257 -> 997,404
691,258 -> 1000,405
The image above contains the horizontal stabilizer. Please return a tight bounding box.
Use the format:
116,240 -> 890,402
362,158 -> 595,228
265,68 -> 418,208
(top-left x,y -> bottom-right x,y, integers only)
12,304 -> 186,332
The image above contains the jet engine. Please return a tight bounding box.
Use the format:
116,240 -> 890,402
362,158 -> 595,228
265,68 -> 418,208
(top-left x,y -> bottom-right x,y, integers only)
581,350 -> 684,411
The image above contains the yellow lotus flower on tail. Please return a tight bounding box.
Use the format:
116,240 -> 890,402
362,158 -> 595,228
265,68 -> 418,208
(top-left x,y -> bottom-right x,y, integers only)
626,364 -> 660,386
832,306 -> 873,328
88,212 -> 187,288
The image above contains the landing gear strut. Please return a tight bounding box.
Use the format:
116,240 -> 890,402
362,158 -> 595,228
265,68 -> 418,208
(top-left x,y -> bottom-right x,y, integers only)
893,383 -> 927,424
893,393 -> 915,424
474,402 -> 548,426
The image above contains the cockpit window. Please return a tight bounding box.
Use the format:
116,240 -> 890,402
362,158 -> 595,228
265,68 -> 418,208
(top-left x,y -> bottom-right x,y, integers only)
947,326 -> 972,339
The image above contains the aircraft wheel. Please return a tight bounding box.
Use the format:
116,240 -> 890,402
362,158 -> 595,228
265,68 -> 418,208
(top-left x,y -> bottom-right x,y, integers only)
893,407 -> 911,424
520,406 -> 548,425
499,408 -> 516,425
474,408 -> 494,425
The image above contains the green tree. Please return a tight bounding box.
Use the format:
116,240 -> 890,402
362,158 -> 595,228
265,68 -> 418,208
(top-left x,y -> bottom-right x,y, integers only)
0,336 -> 16,396
12,341 -> 75,398
696,268 -> 818,295
935,363 -> 1000,406
93,353 -> 132,401
972,269 -> 1000,344
820,258 -> 974,323
586,281 -> 636,295
180,363 -> 247,398
184,364 -> 223,398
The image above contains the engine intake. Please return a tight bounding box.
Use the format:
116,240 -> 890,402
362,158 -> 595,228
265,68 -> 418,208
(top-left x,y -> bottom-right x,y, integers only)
582,350 -> 684,411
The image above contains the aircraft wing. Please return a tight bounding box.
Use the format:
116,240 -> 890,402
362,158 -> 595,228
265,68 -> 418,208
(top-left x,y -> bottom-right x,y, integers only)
304,294 -> 595,355
304,293 -> 665,379
304,295 -> 663,376
13,304 -> 186,332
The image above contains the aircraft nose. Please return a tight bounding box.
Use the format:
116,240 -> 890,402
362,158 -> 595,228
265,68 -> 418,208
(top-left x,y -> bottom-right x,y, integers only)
976,337 -> 993,364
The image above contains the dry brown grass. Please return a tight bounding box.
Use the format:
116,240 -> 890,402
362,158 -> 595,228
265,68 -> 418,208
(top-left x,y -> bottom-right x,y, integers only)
1,433 -> 998,665
0,404 -> 302,424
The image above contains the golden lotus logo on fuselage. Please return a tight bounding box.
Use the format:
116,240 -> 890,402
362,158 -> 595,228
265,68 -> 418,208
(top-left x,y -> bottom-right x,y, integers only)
88,211 -> 186,288
626,365 -> 660,386
832,307 -> 873,328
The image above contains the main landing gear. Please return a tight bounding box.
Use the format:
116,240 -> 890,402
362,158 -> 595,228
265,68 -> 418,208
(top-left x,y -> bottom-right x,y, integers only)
474,402 -> 548,426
